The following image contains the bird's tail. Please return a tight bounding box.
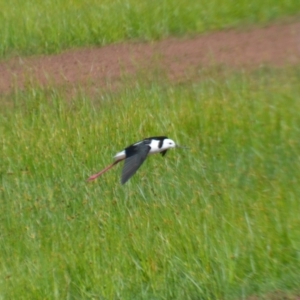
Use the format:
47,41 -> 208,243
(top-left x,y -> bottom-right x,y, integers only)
87,160 -> 121,182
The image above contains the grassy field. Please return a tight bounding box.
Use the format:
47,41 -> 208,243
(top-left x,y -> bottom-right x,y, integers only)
1,67 -> 300,299
1,0 -> 300,298
1,0 -> 300,58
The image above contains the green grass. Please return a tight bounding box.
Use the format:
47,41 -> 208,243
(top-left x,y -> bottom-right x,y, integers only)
1,0 -> 300,58
1,67 -> 300,299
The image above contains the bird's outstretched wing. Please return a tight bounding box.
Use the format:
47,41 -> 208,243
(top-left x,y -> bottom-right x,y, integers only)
121,143 -> 151,184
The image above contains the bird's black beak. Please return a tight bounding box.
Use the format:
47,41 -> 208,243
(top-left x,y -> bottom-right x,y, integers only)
176,145 -> 189,149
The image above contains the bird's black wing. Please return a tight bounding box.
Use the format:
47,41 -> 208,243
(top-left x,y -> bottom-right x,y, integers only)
121,143 -> 151,184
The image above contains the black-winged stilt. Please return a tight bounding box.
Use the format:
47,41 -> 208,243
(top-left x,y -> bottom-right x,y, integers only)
87,136 -> 185,184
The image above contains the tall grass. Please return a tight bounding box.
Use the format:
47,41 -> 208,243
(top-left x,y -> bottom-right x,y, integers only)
1,0 -> 300,58
1,68 -> 300,299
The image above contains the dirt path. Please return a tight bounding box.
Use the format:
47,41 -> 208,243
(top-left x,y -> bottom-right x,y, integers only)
0,21 -> 299,94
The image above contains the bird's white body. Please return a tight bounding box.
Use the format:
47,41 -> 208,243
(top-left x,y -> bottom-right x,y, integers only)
114,150 -> 126,160
114,138 -> 176,161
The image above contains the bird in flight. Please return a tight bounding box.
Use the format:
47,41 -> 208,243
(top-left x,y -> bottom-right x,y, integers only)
87,136 -> 186,184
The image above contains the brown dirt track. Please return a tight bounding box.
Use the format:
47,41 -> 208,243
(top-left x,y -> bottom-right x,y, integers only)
0,21 -> 300,95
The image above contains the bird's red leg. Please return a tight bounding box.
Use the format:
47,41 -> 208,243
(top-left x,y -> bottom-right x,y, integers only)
87,159 -> 123,182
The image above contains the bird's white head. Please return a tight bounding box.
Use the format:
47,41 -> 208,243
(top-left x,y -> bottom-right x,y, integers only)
162,138 -> 177,150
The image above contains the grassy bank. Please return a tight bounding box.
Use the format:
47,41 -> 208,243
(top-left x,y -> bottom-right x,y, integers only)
1,68 -> 300,299
1,0 -> 300,58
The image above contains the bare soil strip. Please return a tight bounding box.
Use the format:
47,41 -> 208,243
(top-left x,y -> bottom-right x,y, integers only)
0,22 -> 299,94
